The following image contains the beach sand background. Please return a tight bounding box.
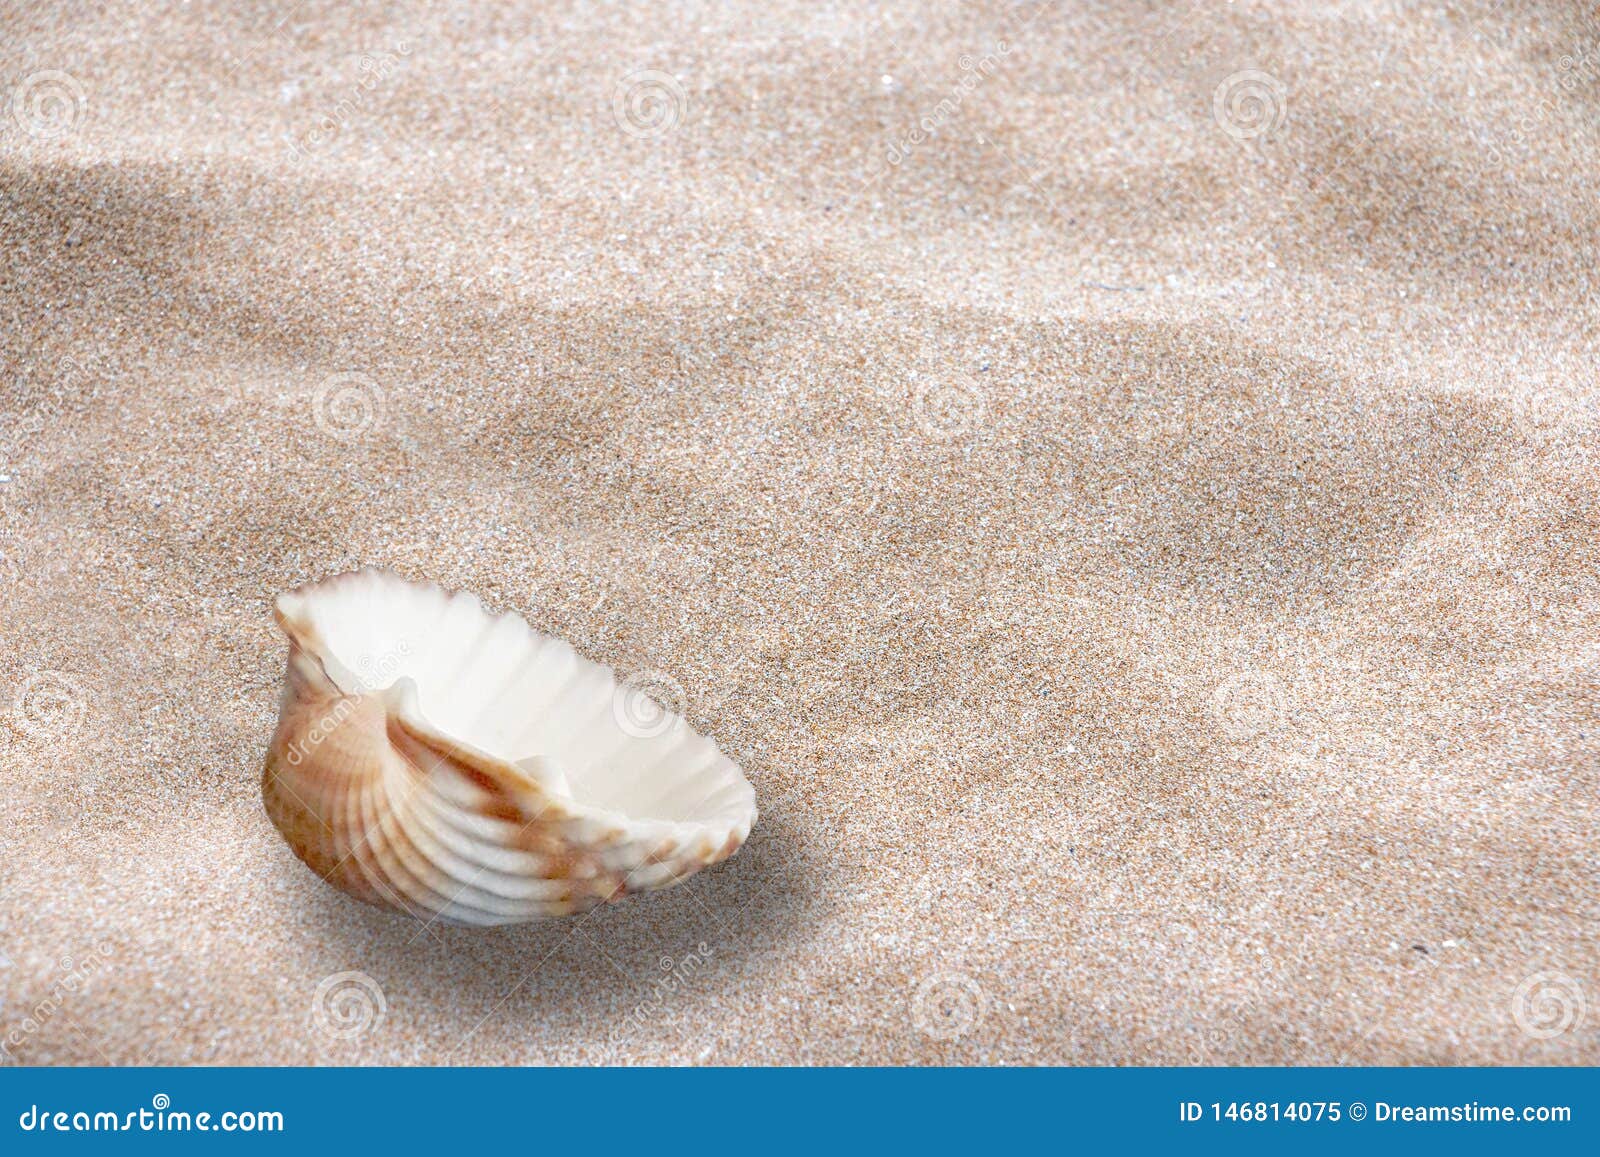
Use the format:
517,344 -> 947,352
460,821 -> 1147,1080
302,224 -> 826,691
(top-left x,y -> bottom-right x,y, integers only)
1,0 -> 1596,1064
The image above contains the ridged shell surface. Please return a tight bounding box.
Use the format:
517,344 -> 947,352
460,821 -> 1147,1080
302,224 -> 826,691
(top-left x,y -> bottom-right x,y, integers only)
261,570 -> 757,925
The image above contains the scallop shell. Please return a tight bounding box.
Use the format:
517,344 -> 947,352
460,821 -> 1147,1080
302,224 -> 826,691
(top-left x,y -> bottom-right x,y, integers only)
261,569 -> 757,925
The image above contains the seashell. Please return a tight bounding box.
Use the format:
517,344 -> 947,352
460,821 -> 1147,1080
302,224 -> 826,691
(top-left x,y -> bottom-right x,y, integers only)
261,569 -> 756,925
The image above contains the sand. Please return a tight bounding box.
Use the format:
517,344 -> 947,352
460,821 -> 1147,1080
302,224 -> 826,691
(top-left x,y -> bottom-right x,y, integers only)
1,0 -> 1596,1065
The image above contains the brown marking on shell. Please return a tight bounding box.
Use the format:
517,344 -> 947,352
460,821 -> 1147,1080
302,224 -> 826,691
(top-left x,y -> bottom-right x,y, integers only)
260,570 -> 757,925
508,825 -> 556,853
476,797 -> 523,824
263,740 -> 388,911
542,854 -> 577,880
451,760 -> 510,801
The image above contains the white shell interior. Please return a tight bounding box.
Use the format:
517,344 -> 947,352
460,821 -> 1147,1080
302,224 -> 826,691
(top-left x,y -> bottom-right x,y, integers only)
277,572 -> 752,829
